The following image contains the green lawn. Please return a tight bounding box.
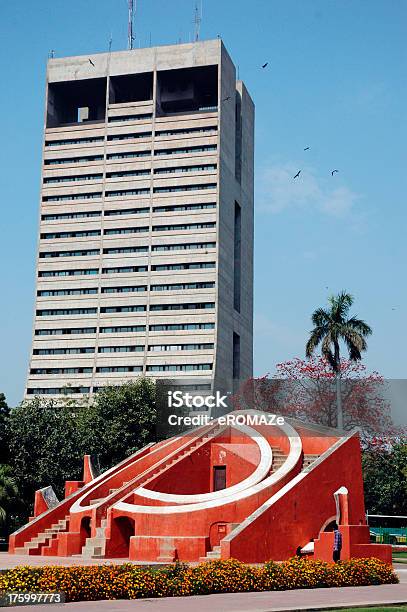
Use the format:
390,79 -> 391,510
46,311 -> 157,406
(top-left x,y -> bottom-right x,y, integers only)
338,608 -> 407,612
393,551 -> 407,558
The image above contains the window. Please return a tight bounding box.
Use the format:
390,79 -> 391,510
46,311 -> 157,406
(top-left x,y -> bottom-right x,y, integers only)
37,288 -> 98,297
153,184 -> 216,194
38,269 -> 98,277
149,343 -> 214,351
149,323 -> 214,331
155,126 -> 217,137
41,230 -> 101,239
45,137 -> 104,147
31,367 -> 93,374
234,202 -> 242,312
100,325 -> 145,333
41,211 -> 101,221
146,364 -> 212,372
96,366 -> 142,373
35,328 -> 96,336
107,151 -> 150,160
153,164 -> 216,175
149,302 -> 214,311
106,170 -> 150,179
45,155 -> 103,165
104,207 -> 149,217
151,262 -> 215,271
153,202 -> 216,213
152,223 -> 215,232
103,246 -> 148,255
100,305 -> 146,313
36,308 -> 97,316
102,265 -> 147,274
107,132 -> 152,141
101,286 -> 146,294
108,113 -> 153,123
104,227 -> 148,236
233,332 -> 241,379
151,282 -> 214,291
105,188 -> 149,198
155,145 -> 217,156
43,192 -> 102,202
43,174 -> 103,184
27,387 -> 90,395
98,346 -> 143,353
151,242 -> 215,252
39,249 -> 99,258
33,347 -> 94,355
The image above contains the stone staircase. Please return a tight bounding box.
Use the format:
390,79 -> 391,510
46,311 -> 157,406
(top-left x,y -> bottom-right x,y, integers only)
80,518 -> 108,559
81,426 -> 224,559
269,445 -> 287,472
13,516 -> 70,555
302,454 -> 320,469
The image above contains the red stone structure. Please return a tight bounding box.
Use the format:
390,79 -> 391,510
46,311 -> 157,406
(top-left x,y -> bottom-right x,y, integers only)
8,411 -> 391,564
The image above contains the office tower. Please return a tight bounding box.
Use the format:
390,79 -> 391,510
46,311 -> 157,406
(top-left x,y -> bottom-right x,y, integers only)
26,39 -> 254,400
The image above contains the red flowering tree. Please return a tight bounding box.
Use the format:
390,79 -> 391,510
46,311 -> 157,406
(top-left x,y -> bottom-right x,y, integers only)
232,357 -> 399,442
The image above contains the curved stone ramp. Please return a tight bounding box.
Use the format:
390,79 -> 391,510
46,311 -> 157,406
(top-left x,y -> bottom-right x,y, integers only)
113,416 -> 302,515
133,422 -> 274,505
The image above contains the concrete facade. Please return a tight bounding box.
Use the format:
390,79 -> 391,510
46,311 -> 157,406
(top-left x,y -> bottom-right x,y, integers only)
25,39 -> 254,400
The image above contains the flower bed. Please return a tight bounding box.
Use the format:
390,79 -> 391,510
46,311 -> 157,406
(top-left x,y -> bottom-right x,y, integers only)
0,558 -> 398,603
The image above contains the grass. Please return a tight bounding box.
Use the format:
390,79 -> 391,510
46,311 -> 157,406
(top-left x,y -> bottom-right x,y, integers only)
338,608 -> 407,611
393,552 -> 407,559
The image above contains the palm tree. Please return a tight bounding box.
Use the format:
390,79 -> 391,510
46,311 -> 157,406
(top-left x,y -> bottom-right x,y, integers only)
306,291 -> 372,430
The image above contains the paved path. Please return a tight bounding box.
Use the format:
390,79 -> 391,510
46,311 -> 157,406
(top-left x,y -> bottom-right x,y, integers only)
2,558 -> 406,611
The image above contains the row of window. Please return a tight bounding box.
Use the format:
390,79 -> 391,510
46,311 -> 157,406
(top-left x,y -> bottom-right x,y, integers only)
44,144 -> 217,166
38,262 -> 215,277
35,322 -> 215,336
44,127 -> 217,149
36,303 -> 215,316
42,183 -> 216,202
39,242 -> 215,258
46,147 -> 217,169
43,164 -> 216,186
41,202 -> 216,221
108,113 -> 153,123
33,343 -> 214,355
41,222 -> 215,240
30,363 -> 212,375
37,282 -> 215,297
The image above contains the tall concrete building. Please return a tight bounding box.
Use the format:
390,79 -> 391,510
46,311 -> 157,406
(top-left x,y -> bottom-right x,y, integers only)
25,39 -> 254,400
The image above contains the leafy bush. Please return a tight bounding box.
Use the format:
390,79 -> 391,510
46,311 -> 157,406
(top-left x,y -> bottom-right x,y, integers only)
0,558 -> 398,603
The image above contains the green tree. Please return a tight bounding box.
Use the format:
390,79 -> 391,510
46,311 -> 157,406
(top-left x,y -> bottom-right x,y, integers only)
0,393 -> 10,463
78,378 -> 158,471
306,291 -> 372,429
0,465 -> 19,535
8,397 -> 83,510
362,441 -> 407,515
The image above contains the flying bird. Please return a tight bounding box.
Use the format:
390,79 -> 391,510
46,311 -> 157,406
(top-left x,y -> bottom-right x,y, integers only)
293,170 -> 301,179
262,62 -> 269,69
331,169 -> 339,176
89,58 -> 95,67
304,147 -> 310,151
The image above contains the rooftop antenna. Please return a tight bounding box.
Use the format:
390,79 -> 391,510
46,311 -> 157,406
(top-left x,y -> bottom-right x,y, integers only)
128,0 -> 136,50
194,1 -> 202,41
108,33 -> 113,52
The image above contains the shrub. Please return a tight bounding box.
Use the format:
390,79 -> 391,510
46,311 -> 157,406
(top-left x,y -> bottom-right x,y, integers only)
0,557 -> 398,603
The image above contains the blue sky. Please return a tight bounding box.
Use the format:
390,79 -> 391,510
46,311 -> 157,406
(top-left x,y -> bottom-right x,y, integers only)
0,0 -> 406,407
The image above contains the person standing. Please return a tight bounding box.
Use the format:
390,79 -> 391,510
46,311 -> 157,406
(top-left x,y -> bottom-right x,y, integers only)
333,522 -> 342,562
